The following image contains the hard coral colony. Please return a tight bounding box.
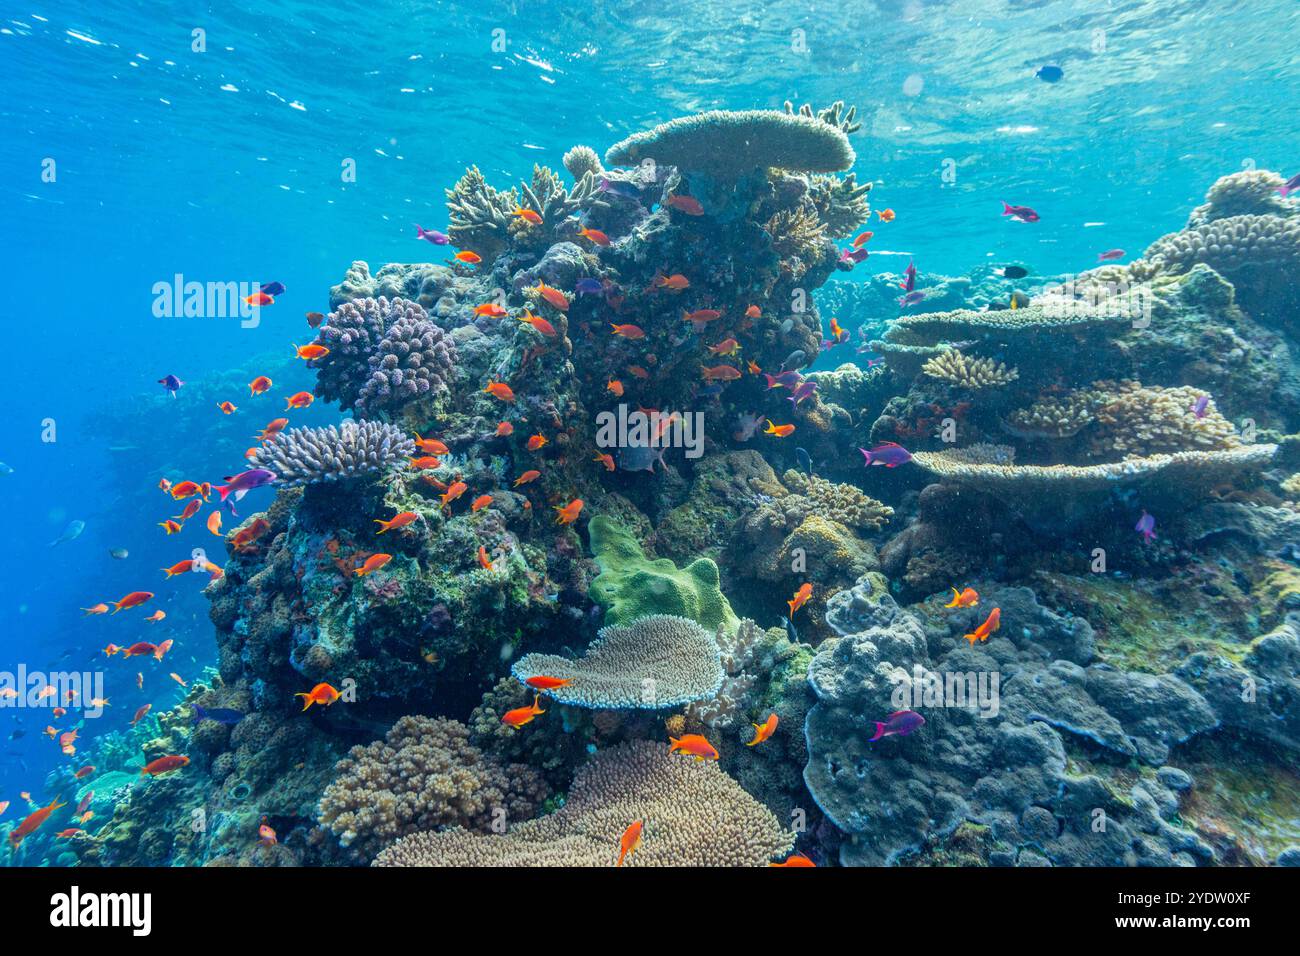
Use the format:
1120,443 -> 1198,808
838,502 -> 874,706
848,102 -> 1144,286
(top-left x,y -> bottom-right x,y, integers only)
9,70 -> 1300,889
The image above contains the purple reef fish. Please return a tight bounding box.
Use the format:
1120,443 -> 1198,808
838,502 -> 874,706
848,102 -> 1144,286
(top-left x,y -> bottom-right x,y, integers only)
762,370 -> 803,391
158,374 -> 184,398
1135,510 -> 1156,544
900,259 -> 917,292
899,290 -> 927,308
788,380 -> 819,407
415,224 -> 450,245
598,177 -> 641,201
860,442 -> 913,468
839,247 -> 869,265
1096,249 -> 1125,262
1001,201 -> 1040,223
259,281 -> 286,297
574,278 -> 603,295
869,710 -> 925,742
1278,173 -> 1300,199
1191,394 -> 1210,419
217,468 -> 276,504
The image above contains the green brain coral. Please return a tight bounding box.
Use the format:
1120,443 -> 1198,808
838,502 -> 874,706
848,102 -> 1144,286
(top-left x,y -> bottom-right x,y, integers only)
587,515 -> 739,634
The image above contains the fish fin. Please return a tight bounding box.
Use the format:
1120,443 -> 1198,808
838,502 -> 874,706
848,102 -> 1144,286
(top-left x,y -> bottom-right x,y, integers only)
868,723 -> 885,742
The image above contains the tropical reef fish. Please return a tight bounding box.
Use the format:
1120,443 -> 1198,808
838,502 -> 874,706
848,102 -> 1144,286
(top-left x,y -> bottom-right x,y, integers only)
668,733 -> 719,761
512,207 -> 543,225
1035,64 -> 1064,83
1136,510 -> 1156,544
295,682 -> 342,711
375,511 -> 418,534
664,193 -> 704,215
355,553 -> 393,576
513,470 -> 541,486
294,343 -> 330,360
617,820 -> 643,867
770,853 -> 816,867
218,468 -> 276,504
1001,202 -> 1040,223
8,798 -> 65,848
244,292 -> 274,307
745,713 -> 778,747
998,265 -> 1029,279
1279,173 -> 1300,199
788,380 -> 818,407
477,546 -> 494,571
259,823 -> 278,847
900,260 -> 917,292
578,226 -> 610,246
764,420 -> 795,438
158,373 -> 184,397
112,591 -> 153,614
964,607 -> 1001,646
284,391 -> 314,410
899,290 -> 927,307
192,704 -> 244,726
485,381 -> 516,402
860,442 -> 913,467
141,755 -> 189,777
554,499 -> 584,525
1191,395 -> 1210,419
131,704 -> 152,726
531,282 -> 570,312
575,278 -> 603,295
49,519 -> 86,547
525,676 -> 572,691
701,364 -> 741,382
788,583 -> 812,619
944,587 -> 979,609
455,251 -> 482,264
502,694 -> 545,728
415,224 -> 450,244
877,208 -> 896,222
869,710 -> 926,741
618,442 -> 665,473
610,323 -> 646,339
260,281 -> 286,298
248,376 -> 272,395
1097,248 -> 1126,261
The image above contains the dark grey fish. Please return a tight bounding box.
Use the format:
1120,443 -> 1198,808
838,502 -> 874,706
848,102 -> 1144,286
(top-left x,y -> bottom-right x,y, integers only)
795,447 -> 812,475
192,705 -> 245,726
109,548 -> 129,560
617,443 -> 665,473
781,350 -> 806,371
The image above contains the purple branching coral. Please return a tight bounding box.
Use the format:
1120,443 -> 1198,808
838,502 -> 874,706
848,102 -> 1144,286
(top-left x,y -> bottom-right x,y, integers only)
311,296 -> 456,415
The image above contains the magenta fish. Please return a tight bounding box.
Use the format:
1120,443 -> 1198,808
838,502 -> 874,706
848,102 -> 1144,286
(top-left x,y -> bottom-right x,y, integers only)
900,260 -> 917,292
788,380 -> 819,407
1191,394 -> 1210,419
839,247 -> 869,265
1135,510 -> 1156,544
1278,173 -> 1300,199
860,442 -> 913,468
898,290 -> 926,308
1097,249 -> 1126,262
217,468 -> 277,505
75,791 -> 93,816
763,370 -> 803,391
415,224 -> 450,245
1001,202 -> 1040,223
869,710 -> 925,742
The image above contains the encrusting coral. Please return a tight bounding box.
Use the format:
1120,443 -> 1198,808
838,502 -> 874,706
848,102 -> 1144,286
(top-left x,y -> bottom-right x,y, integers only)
317,715 -> 547,860
511,614 -> 724,710
373,740 -> 793,866
251,421 -> 414,484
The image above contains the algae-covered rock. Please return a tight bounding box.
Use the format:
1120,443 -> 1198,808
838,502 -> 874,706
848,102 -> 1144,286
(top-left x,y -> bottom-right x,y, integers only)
587,515 -> 739,634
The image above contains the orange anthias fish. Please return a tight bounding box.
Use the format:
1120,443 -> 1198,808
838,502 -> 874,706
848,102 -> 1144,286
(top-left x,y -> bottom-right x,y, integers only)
244,292 -> 274,307
668,734 -> 719,761
355,553 -> 393,576
230,518 -> 270,552
829,317 -> 846,340
526,433 -> 548,451
502,693 -> 545,728
131,704 -> 152,726
683,308 -> 722,324
877,208 -> 896,222
122,641 -> 158,658
944,587 -> 979,609
852,231 -> 874,247
770,853 -> 817,867
414,434 -> 450,456
285,391 -> 314,410
525,676 -> 572,691
764,420 -> 795,438
745,713 -> 779,747
617,820 -> 644,867
519,310 -> 558,337
74,764 -> 95,779
477,545 -> 494,571
554,499 -> 583,525
154,638 -> 173,660
293,343 -> 330,360
375,511 -> 419,534
578,226 -> 610,246
169,480 -> 200,500
173,499 -> 202,522
258,822 -> 278,847
207,511 -> 223,536
112,591 -> 153,614
471,494 -> 493,512
101,643 -> 121,657
141,755 -> 189,777
248,376 -> 272,396
627,365 -> 650,380
82,603 -> 109,616
408,456 -> 443,470
145,610 -> 166,623
708,338 -> 741,356
745,304 -> 762,319
162,560 -> 194,578
454,250 -> 482,264
513,470 -> 541,487
788,582 -> 813,619
440,481 -> 468,511
473,302 -> 508,318
610,323 -> 646,339
295,682 -> 342,711
531,282 -> 570,312
217,401 -> 238,415
495,421 -> 514,437
170,673 -> 187,687
654,272 -> 690,290
8,798 -> 65,848
964,607 -> 1001,646
593,452 -> 615,472
159,519 -> 182,535
158,477 -> 172,492
665,194 -> 704,216
701,365 -> 741,382
485,381 -> 516,402
606,379 -> 624,397
512,207 -> 543,225
257,417 -> 290,441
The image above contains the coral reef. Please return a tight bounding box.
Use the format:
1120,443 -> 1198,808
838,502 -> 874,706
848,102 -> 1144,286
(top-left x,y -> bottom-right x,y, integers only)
921,350 -> 1019,389
251,421 -> 415,484
373,740 -> 793,866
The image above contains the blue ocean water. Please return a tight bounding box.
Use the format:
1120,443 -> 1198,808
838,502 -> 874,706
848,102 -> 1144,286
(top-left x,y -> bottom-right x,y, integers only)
0,0 -> 1298,862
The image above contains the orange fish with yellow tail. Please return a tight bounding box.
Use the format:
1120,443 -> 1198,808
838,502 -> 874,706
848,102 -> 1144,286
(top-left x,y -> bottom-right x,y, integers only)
964,607 -> 1001,646
502,694 -> 545,729
944,587 -> 979,609
745,713 -> 778,747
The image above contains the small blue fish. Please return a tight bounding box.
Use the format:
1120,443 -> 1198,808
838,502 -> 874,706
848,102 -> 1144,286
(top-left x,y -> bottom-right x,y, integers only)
158,373 -> 184,398
1036,64 -> 1064,83
575,278 -> 603,295
598,177 -> 641,201
260,281 -> 286,297
192,705 -> 245,726
49,519 -> 85,547
795,447 -> 812,475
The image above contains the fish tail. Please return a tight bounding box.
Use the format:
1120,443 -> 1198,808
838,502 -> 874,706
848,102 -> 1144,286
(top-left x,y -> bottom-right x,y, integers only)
868,723 -> 886,742
1001,201 -> 1012,215
374,520 -> 389,534
295,694 -> 313,711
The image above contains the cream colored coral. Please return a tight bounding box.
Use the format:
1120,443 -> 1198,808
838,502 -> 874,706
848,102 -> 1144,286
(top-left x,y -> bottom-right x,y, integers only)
921,350 -> 1019,389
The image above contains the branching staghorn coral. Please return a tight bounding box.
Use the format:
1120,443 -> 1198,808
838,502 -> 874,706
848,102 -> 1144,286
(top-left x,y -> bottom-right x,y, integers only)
921,350 -> 1019,389
513,165 -> 596,242
373,740 -> 794,867
808,172 -> 872,237
445,165 -> 518,260
251,421 -> 414,485
318,715 -> 547,860
353,302 -> 457,417
1089,382 -> 1243,457
783,99 -> 862,134
604,109 -> 855,178
511,614 -> 723,710
764,206 -> 827,265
